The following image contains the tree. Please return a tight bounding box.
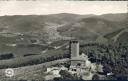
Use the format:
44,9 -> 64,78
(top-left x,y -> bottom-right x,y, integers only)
92,74 -> 100,80
59,70 -> 80,80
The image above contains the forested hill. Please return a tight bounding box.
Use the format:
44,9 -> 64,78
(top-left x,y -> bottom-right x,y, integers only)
0,13 -> 127,42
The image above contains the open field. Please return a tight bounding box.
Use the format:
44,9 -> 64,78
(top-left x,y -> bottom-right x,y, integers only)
0,58 -> 69,81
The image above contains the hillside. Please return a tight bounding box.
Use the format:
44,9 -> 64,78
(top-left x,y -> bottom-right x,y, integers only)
0,13 -> 126,33
0,13 -> 93,32
103,27 -> 128,44
0,13 -> 127,55
97,13 -> 127,22
57,17 -> 126,41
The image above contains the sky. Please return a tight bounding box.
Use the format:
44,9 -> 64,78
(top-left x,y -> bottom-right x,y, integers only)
0,1 -> 127,16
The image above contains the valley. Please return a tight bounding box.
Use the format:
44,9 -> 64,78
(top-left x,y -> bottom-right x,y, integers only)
0,13 -> 127,80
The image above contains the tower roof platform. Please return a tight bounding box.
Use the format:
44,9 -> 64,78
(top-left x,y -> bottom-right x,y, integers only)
70,40 -> 79,43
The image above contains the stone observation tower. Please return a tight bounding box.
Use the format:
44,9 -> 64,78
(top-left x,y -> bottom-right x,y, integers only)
69,40 -> 86,67
69,40 -> 92,76
69,40 -> 79,59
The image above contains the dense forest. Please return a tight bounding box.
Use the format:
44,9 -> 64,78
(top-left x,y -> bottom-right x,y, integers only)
80,42 -> 128,80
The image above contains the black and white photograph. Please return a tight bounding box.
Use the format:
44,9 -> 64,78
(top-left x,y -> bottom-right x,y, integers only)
0,1 -> 128,81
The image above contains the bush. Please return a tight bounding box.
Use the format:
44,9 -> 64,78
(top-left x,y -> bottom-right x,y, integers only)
0,53 -> 14,60
92,74 -> 100,80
